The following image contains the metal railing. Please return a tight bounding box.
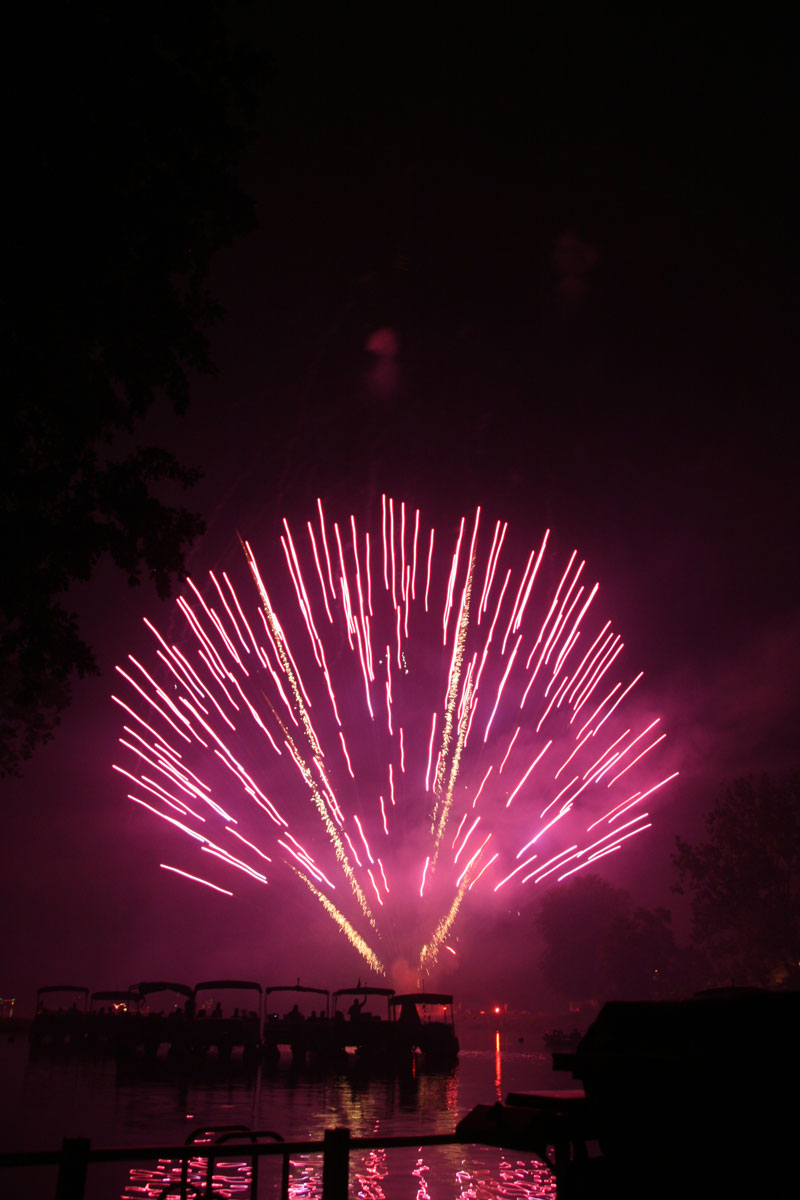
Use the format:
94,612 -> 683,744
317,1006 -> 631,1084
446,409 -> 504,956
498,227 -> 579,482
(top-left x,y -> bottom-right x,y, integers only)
1,1127 -> 460,1200
0,1092 -> 590,1199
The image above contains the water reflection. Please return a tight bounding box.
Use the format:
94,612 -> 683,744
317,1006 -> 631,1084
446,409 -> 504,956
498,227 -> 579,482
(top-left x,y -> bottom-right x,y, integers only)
286,1156 -> 322,1200
353,1124 -> 388,1200
113,1056 -> 557,1200
117,1135 -> 558,1200
123,1152 -> 254,1199
411,1151 -> 429,1200
2,1031 -> 561,1200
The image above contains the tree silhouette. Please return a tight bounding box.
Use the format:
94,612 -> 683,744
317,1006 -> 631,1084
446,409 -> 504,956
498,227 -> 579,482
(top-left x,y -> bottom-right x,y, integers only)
536,875 -> 705,1003
535,874 -> 632,1004
599,905 -> 708,999
673,772 -> 800,986
3,5 -> 258,773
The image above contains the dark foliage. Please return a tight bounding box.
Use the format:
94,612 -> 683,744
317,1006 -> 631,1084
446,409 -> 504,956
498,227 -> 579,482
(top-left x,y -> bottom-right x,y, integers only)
2,4 -> 259,773
599,905 -> 708,1000
536,874 -> 703,1003
535,875 -> 631,1002
673,772 -> 800,985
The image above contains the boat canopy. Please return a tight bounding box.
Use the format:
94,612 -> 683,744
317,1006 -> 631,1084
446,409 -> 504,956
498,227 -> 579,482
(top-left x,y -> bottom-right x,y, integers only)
36,985 -> 89,998
90,990 -> 141,1009
135,981 -> 193,998
390,993 -> 454,1008
333,985 -> 395,998
266,984 -> 330,997
193,980 -> 263,994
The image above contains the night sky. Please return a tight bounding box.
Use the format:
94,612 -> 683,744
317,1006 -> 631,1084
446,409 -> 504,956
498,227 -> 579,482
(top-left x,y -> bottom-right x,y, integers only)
2,10 -> 798,1010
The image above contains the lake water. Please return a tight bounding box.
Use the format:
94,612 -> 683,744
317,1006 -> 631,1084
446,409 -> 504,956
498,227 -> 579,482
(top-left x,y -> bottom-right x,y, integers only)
0,1027 -> 565,1200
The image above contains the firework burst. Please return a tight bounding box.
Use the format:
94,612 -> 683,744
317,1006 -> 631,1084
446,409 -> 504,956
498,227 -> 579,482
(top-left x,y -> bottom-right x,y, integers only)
112,497 -> 677,976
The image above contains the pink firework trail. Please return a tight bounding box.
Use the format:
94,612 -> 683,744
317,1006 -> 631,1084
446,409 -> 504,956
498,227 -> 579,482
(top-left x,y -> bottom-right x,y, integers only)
112,498 -> 677,975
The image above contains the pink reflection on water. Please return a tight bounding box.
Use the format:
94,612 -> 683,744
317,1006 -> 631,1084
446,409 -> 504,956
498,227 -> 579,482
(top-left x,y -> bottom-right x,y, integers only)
413,1154 -> 430,1200
287,1155 -> 323,1200
456,1152 -> 556,1200
122,1145 -> 556,1200
121,1113 -> 556,1200
495,1031 -> 503,1101
123,1151 -> 252,1198
353,1122 -> 388,1200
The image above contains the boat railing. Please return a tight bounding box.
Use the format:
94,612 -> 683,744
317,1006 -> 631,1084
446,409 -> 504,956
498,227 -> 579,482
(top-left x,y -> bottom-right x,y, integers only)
0,1126 -> 459,1200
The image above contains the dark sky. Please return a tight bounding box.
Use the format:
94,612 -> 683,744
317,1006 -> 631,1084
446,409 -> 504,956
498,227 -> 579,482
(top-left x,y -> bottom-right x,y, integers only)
2,10 -> 797,1010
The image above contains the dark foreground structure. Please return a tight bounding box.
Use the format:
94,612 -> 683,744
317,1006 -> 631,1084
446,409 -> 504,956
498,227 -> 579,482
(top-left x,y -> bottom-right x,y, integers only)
458,987 -> 800,1197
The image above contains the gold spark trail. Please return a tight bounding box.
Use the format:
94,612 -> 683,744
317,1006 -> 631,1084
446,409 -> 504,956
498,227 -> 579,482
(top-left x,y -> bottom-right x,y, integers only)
296,869 -> 386,975
418,879 -> 469,974
430,560 -> 475,864
262,691 -> 377,927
